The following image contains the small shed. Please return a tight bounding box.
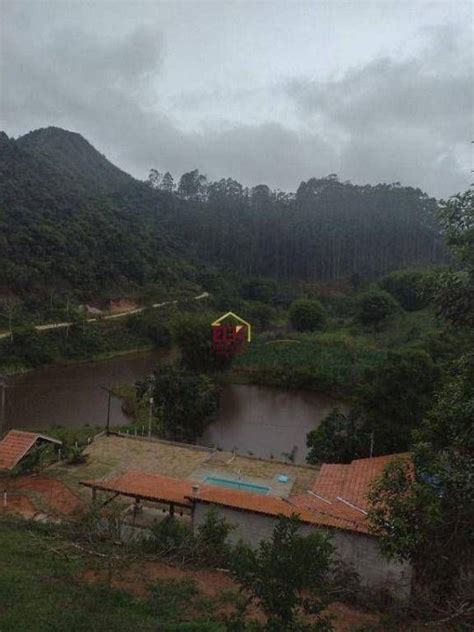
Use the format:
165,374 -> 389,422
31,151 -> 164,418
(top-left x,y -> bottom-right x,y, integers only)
0,430 -> 62,471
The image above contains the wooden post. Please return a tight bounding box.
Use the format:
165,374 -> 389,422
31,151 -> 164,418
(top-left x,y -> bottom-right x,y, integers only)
169,502 -> 175,517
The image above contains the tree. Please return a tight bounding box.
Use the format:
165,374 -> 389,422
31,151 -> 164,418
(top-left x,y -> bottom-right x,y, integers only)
355,289 -> 399,328
161,171 -> 175,193
380,269 -> 430,311
240,277 -> 278,304
367,192 -> 474,622
289,299 -> 326,332
306,408 -> 364,465
172,313 -> 232,372
146,168 -> 162,190
178,169 -> 208,201
243,302 -> 274,328
140,363 -> 219,442
415,352 -> 474,452
367,451 -> 473,613
431,190 -> 474,328
356,349 -> 440,455
231,516 -> 335,631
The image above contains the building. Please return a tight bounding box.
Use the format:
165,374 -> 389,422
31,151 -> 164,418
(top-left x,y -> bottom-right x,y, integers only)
82,452 -> 412,597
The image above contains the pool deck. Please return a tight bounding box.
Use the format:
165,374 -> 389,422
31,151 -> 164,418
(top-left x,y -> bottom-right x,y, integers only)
49,433 -> 319,500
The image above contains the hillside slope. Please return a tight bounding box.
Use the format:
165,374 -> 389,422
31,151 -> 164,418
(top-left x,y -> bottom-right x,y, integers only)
16,126 -> 133,194
1,126 -> 447,299
0,128 -> 193,296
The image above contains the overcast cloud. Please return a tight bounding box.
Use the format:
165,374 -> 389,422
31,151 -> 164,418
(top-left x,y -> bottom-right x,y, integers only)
1,0 -> 472,198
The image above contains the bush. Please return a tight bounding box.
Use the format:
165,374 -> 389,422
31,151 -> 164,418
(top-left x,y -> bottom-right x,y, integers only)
138,363 -> 220,442
289,299 -> 326,332
239,277 -> 277,303
194,508 -> 234,567
230,516 -> 335,630
11,326 -> 57,367
126,310 -> 171,347
242,301 -> 274,328
148,510 -> 233,568
172,313 -> 232,372
306,408 -> 365,465
356,289 -> 399,327
149,516 -> 193,558
380,270 -> 430,311
66,444 -> 87,465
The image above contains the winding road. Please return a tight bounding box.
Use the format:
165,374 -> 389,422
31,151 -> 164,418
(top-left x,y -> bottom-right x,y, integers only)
0,292 -> 210,340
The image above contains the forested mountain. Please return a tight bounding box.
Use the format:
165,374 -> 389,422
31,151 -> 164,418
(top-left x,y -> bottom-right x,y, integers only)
0,128 -> 192,296
1,126 -> 447,298
162,171 -> 446,281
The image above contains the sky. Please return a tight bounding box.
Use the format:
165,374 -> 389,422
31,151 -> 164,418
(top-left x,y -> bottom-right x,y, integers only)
1,0 -> 472,198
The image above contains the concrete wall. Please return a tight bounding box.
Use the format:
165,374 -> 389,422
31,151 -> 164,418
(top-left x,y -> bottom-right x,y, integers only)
193,503 -> 412,597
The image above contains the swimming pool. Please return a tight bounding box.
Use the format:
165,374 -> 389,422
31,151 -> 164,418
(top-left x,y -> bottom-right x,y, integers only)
203,476 -> 270,495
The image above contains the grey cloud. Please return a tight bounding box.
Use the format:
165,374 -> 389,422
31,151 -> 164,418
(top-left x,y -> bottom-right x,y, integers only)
1,10 -> 471,198
286,24 -> 472,195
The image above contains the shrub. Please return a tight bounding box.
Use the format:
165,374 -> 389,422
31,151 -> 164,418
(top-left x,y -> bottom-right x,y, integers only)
242,301 -> 274,328
239,277 -> 277,304
194,508 -> 234,567
380,270 -> 430,311
148,510 -> 233,568
306,408 -> 365,465
11,326 -> 56,367
149,516 -> 193,558
356,289 -> 399,327
231,516 -> 335,630
289,299 -> 326,332
66,444 -> 87,465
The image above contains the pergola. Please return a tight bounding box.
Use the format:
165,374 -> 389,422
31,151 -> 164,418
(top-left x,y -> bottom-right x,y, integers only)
80,471 -> 196,518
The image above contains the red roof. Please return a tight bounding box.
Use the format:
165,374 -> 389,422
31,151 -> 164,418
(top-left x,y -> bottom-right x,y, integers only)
290,453 -> 411,533
189,484 -> 370,534
81,472 -> 196,508
0,430 -> 62,471
80,453 -> 411,536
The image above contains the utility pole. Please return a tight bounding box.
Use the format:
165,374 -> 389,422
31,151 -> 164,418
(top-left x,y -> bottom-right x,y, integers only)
100,387 -> 113,436
0,375 -> 6,437
369,432 -> 374,458
148,396 -> 154,437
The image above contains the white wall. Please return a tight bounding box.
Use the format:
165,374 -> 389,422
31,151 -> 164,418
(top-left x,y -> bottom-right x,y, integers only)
193,503 -> 412,597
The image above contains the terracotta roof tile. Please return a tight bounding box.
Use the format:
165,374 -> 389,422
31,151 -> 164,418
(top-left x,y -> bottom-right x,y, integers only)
80,452 -> 411,536
340,453 -> 411,511
0,430 -> 61,471
81,471 -> 196,507
311,463 -> 350,502
191,485 -> 370,534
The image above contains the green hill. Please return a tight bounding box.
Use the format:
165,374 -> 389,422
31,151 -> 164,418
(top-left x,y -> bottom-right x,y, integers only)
1,126 -> 447,300
0,128 -> 193,296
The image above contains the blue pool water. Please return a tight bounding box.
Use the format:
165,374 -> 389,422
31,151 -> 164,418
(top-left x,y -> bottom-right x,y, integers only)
203,476 -> 270,495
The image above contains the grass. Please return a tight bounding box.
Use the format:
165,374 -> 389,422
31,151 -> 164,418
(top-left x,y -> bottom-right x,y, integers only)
0,518 -> 226,632
231,308 -> 445,397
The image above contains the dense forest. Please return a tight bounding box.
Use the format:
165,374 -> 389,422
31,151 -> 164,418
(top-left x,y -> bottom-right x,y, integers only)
0,128 -> 194,296
156,169 -> 446,281
1,127 -> 447,301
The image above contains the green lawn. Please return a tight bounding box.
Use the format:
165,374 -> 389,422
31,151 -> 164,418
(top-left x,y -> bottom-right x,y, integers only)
0,519 -> 225,632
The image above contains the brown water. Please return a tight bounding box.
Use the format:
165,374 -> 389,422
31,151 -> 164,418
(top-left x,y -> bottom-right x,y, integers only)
3,352 -> 343,463
3,350 -> 172,431
200,384 -> 342,463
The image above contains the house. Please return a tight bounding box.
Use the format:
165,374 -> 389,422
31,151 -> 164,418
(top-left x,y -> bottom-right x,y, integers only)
0,430 -> 62,472
81,452 -> 412,597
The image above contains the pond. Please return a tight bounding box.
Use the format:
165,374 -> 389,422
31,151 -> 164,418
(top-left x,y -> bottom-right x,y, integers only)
3,351 -> 344,463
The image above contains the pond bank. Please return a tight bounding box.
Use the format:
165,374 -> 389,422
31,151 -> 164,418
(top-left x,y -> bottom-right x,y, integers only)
3,349 -> 345,463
